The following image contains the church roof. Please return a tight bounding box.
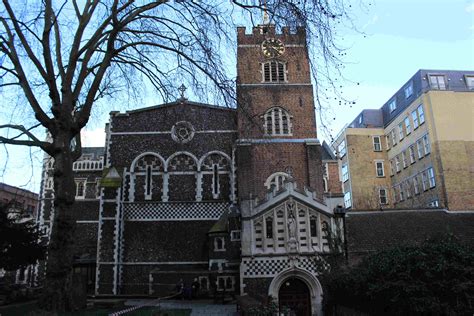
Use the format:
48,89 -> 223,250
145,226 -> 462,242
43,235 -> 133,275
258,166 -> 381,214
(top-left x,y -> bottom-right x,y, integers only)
122,99 -> 236,115
345,209 -> 474,256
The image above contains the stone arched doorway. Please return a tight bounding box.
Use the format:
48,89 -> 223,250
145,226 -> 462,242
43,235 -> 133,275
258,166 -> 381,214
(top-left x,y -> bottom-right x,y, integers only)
279,277 -> 311,316
268,267 -> 323,316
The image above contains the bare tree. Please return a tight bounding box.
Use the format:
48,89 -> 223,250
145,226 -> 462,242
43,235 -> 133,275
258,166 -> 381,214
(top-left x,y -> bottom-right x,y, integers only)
0,0 -> 358,311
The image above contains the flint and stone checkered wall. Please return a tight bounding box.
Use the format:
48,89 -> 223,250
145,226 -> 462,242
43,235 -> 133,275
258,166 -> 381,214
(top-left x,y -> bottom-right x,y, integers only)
123,202 -> 228,220
241,255 -> 326,278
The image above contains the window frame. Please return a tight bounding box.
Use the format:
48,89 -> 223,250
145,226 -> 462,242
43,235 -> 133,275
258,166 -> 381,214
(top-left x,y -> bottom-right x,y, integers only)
423,134 -> 431,155
398,122 -> 405,141
75,179 -> 87,199
262,60 -> 287,83
405,117 -> 411,135
263,107 -> 292,136
341,164 -> 349,182
395,155 -> 401,173
409,145 -> 416,164
465,75 -> 474,90
344,191 -> 352,208
230,230 -> 241,241
412,110 -> 419,129
373,136 -> 382,152
379,188 -> 388,205
428,167 -> 436,188
338,140 -> 346,157
401,151 -> 408,169
375,160 -> 385,177
404,82 -> 414,99
417,139 -> 425,159
389,99 -> 397,112
429,74 -> 447,90
417,105 -> 425,125
214,236 -> 226,252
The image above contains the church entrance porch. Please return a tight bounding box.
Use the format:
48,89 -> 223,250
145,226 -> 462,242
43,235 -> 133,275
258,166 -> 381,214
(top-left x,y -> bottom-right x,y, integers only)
279,277 -> 311,316
268,267 -> 323,316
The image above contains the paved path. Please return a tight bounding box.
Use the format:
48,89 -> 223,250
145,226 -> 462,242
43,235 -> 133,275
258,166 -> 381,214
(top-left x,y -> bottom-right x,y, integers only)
124,299 -> 237,316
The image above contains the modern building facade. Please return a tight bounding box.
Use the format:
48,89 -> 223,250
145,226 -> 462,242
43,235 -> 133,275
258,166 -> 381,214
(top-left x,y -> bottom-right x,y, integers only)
332,70 -> 474,211
37,24 -> 342,315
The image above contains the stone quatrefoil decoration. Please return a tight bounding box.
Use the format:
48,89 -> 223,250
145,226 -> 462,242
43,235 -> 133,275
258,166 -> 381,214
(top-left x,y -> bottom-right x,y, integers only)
171,121 -> 195,144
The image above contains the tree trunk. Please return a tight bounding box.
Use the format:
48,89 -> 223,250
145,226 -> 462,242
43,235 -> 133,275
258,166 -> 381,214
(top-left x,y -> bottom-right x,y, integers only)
39,131 -> 78,312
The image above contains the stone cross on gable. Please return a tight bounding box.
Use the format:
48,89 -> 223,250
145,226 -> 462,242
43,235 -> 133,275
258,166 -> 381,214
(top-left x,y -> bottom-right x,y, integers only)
178,84 -> 187,99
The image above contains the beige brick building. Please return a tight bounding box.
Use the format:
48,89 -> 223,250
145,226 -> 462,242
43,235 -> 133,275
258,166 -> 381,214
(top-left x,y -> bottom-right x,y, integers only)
332,70 -> 474,211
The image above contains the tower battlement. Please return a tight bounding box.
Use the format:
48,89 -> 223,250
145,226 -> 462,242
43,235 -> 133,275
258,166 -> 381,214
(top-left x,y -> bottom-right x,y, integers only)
237,25 -> 306,45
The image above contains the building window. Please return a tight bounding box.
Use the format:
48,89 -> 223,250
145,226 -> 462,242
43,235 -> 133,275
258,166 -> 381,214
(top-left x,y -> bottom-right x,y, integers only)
379,188 -> 388,205
216,276 -> 235,291
75,180 -> 86,199
265,217 -> 274,239
409,145 -> 416,164
417,105 -> 425,125
262,61 -> 286,82
405,117 -> 411,135
402,151 -> 408,169
342,164 -> 349,182
399,184 -> 405,201
404,82 -> 413,99
230,230 -> 241,241
338,140 -> 346,157
385,135 -> 391,150
389,99 -> 397,112
413,176 -> 420,195
344,191 -> 352,208
309,216 -> 318,237
398,123 -> 404,141
373,136 -> 382,151
199,276 -> 209,291
417,139 -> 424,159
214,237 -> 225,251
405,181 -> 412,198
263,107 -> 292,136
428,167 -> 436,188
389,160 -> 394,176
465,75 -> 474,90
395,156 -> 401,172
390,129 -> 397,146
429,74 -> 446,90
265,172 -> 289,191
423,134 -> 431,155
422,171 -> 429,191
412,110 -> 419,129
375,161 -> 385,177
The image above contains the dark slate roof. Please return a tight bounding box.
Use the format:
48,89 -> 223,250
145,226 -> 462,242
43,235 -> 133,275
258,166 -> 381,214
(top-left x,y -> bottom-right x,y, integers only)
345,209 -> 474,255
380,69 -> 474,127
349,109 -> 384,128
321,141 -> 336,160
82,147 -> 105,157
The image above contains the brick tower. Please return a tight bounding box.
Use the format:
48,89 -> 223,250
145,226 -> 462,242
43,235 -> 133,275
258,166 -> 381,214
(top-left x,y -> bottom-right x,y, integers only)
236,24 -> 324,200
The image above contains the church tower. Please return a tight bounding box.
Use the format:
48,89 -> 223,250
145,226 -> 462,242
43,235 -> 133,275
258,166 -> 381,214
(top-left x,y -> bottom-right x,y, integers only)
236,24 -> 324,200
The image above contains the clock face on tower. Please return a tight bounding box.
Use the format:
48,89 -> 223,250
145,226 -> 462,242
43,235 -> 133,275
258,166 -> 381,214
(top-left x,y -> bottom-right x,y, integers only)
261,38 -> 285,58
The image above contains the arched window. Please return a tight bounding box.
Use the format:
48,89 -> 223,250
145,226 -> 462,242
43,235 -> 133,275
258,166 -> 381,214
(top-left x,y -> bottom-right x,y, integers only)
262,61 -> 286,82
132,154 -> 164,201
264,172 -> 290,191
200,152 -> 231,200
263,107 -> 292,136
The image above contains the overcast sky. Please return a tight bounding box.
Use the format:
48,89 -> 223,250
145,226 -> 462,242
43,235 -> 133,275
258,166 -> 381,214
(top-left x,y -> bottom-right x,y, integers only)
2,0 -> 473,193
